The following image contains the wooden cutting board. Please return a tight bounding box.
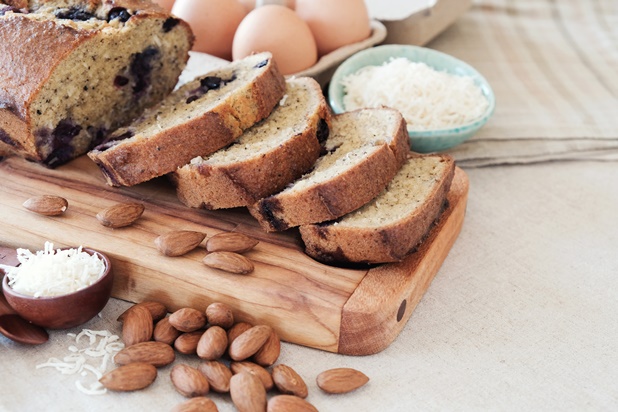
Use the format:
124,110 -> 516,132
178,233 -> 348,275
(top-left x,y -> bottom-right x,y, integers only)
0,156 -> 468,355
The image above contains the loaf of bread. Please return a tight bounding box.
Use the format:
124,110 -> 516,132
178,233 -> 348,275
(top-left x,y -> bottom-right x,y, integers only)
248,108 -> 410,232
299,154 -> 455,264
88,52 -> 286,187
0,0 -> 193,166
172,77 -> 331,210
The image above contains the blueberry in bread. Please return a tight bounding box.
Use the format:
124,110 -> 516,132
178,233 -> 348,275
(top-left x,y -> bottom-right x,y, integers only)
299,154 -> 456,264
172,77 -> 331,210
88,52 -> 286,187
0,0 -> 193,166
248,108 -> 410,232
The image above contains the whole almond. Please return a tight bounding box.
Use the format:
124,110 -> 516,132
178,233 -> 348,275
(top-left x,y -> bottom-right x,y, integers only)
155,230 -> 206,257
197,326 -> 228,360
230,372 -> 267,412
113,341 -> 175,368
169,307 -> 207,332
228,325 -> 272,361
267,395 -> 318,412
96,202 -> 144,228
230,361 -> 274,391
122,304 -> 153,347
99,362 -> 157,391
174,331 -> 204,355
316,368 -> 369,394
171,364 -> 210,398
227,322 -> 253,347
23,195 -> 68,216
198,360 -> 233,393
118,301 -> 168,322
202,251 -> 254,275
272,364 -> 308,398
206,302 -> 235,329
172,397 -> 219,412
153,316 -> 181,345
206,232 -> 259,253
172,396 -> 219,412
252,329 -> 280,367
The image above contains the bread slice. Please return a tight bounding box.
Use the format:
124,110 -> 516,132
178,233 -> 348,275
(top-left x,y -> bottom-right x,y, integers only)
248,108 -> 410,232
88,52 -> 286,186
172,77 -> 331,210
299,154 -> 456,264
0,0 -> 193,166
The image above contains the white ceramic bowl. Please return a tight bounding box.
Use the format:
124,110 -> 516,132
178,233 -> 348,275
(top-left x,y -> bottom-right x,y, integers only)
328,44 -> 495,153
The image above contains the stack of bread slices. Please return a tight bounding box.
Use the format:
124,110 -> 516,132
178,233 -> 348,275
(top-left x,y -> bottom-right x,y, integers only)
2,3 -> 455,266
87,53 -> 456,265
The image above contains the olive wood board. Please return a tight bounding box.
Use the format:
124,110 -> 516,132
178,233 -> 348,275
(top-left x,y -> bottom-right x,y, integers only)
0,156 -> 468,355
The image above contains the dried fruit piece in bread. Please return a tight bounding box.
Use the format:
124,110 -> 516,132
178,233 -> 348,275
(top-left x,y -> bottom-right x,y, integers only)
0,0 -> 193,166
88,52 -> 286,187
172,76 -> 331,210
248,108 -> 410,232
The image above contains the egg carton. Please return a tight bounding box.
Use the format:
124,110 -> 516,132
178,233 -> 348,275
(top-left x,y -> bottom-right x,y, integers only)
178,20 -> 386,89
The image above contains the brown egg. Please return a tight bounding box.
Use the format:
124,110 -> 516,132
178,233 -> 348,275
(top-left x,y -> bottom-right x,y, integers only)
151,0 -> 175,13
172,0 -> 247,60
232,5 -> 317,75
295,0 -> 371,56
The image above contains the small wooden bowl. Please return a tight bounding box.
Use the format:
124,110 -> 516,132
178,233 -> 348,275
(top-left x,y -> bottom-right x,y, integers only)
2,248 -> 113,329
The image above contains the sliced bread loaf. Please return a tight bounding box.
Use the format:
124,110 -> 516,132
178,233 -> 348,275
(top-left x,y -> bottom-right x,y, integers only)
172,77 -> 331,210
299,154 -> 456,264
88,52 -> 286,187
248,108 -> 410,232
0,0 -> 193,166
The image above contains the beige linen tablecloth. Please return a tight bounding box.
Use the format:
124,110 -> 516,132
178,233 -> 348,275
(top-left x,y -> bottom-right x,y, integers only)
437,0 -> 618,166
2,1 -> 618,411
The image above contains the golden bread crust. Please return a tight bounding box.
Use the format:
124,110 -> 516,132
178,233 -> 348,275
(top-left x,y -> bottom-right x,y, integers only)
89,53 -> 287,187
0,1 -> 193,165
173,77 -> 332,210
299,154 -> 456,264
248,108 -> 411,232
0,15 -> 92,122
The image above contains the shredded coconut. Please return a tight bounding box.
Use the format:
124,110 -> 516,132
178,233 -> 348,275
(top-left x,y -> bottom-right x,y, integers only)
341,57 -> 489,131
36,329 -> 124,395
5,242 -> 105,297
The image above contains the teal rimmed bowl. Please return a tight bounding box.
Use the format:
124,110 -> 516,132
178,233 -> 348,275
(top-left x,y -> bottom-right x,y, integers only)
328,44 -> 495,153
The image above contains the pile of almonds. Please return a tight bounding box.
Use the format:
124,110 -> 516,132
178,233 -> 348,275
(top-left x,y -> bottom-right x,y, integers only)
103,300 -> 369,411
23,196 -> 370,410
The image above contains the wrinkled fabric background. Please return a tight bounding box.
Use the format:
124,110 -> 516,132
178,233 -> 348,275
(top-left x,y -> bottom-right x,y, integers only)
445,1 -> 618,166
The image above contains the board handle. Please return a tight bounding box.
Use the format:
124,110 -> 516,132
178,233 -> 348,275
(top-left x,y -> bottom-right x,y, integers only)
338,168 -> 469,355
